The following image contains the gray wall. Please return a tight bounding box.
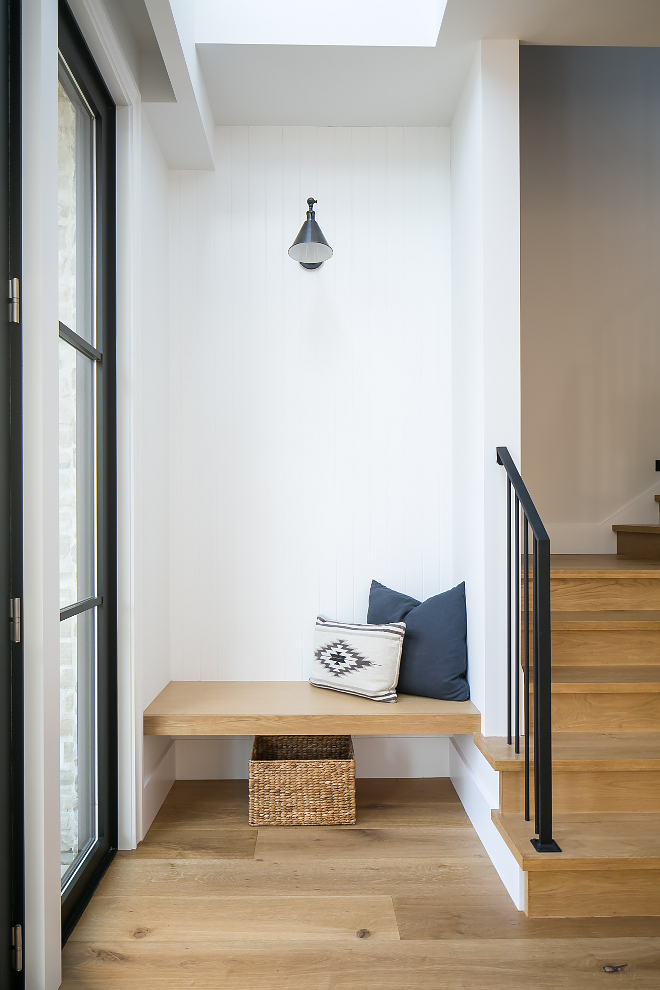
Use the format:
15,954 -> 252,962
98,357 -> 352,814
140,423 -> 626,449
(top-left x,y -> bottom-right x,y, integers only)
520,46 -> 660,552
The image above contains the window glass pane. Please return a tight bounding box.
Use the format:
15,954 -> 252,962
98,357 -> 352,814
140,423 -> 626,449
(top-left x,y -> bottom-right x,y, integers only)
60,608 -> 97,886
58,62 -> 95,345
59,340 -> 96,608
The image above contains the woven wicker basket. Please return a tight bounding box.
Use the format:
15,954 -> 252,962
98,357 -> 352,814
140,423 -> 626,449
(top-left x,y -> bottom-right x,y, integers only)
249,735 -> 356,826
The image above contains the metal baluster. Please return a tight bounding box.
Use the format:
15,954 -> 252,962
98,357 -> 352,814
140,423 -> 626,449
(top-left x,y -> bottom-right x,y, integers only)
533,535 -> 540,835
514,497 -> 520,754
523,514 -> 530,821
507,477 -> 512,746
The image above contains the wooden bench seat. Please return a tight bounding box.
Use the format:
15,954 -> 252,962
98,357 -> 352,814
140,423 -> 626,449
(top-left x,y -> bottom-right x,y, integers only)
143,681 -> 481,736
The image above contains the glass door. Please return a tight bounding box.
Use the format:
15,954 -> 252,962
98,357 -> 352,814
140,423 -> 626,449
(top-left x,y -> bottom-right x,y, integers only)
58,1 -> 116,941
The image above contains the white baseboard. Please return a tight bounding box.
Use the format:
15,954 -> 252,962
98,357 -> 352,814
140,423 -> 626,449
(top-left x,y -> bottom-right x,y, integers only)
449,734 -> 525,910
173,735 -> 451,780
141,737 -> 175,839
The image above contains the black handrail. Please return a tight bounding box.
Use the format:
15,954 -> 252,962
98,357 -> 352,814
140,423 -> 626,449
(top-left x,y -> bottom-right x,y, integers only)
496,447 -> 561,853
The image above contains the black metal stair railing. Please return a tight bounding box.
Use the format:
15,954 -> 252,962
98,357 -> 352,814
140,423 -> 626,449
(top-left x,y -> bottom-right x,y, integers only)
496,447 -> 561,853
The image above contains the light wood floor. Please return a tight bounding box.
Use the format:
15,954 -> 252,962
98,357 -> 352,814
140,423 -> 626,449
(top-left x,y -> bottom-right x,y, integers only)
61,779 -> 660,989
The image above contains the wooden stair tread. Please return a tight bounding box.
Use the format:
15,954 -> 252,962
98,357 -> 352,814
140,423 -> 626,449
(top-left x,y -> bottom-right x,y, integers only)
492,810 -> 660,871
475,731 -> 660,771
612,525 -> 660,534
551,610 -> 660,629
550,665 -> 660,692
549,554 -> 660,576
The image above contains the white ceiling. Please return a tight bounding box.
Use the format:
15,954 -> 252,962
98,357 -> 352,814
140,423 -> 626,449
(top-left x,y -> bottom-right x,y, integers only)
196,44 -> 470,127
196,0 -> 660,126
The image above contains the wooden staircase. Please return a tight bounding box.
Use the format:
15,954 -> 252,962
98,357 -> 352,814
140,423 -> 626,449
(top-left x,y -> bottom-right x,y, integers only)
611,492 -> 660,559
477,554 -> 660,918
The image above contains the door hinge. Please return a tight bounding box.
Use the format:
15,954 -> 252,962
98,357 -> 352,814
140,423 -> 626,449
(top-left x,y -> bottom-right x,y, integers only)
11,924 -> 22,972
10,598 -> 20,644
8,277 -> 19,323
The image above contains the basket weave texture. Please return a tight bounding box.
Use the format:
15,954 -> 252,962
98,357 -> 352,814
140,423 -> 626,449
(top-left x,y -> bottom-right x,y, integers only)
249,735 -> 356,826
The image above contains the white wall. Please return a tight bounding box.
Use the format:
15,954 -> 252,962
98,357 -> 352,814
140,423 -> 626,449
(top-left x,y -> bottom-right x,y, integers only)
165,124 -> 452,785
174,735 -> 451,779
521,46 -> 660,553
168,125 -> 452,676
451,41 -> 520,741
449,41 -> 525,911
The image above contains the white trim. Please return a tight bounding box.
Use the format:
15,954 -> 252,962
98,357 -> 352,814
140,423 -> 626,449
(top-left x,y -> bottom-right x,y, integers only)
142,0 -> 215,168
450,735 -> 525,910
116,99 -> 142,849
22,1 -> 61,984
65,0 -> 139,107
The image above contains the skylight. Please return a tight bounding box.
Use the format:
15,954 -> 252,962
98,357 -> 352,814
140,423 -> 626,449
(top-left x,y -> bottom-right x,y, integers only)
194,0 -> 448,47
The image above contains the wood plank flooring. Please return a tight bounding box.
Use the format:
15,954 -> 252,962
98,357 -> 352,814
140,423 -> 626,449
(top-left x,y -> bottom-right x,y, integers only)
61,779 -> 660,988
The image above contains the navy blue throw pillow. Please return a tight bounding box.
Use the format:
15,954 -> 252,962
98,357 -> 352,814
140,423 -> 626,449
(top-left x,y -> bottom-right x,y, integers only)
367,580 -> 469,702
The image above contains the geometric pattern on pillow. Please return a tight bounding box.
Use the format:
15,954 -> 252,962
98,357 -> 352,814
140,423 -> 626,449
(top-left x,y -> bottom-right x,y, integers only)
315,640 -> 374,678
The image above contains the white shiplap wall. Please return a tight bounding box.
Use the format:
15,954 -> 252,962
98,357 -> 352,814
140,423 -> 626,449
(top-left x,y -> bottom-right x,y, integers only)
169,126 -> 451,682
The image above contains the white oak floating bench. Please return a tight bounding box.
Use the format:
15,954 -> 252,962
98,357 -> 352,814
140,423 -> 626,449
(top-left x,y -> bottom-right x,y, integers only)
143,681 -> 481,737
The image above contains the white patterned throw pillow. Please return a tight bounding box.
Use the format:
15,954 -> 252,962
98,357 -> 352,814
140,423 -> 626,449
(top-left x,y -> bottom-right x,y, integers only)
310,616 -> 406,703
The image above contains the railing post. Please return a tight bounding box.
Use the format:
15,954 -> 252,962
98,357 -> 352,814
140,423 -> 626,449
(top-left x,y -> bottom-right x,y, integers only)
514,497 -> 520,754
523,515 -> 530,821
530,535 -> 561,852
533,536 -> 540,833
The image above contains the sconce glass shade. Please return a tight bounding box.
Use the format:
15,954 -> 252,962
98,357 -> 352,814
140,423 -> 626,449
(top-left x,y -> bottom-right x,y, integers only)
288,198 -> 333,269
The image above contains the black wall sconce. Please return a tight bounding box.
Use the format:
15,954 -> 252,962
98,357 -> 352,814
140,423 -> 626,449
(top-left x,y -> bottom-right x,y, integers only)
288,197 -> 333,270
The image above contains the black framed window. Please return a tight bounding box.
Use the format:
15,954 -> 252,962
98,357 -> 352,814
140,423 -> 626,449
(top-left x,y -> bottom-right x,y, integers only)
58,1 -> 116,943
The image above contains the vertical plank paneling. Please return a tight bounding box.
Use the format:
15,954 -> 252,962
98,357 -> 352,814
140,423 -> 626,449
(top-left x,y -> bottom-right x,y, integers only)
402,126 -> 424,597
423,127 -> 452,594
314,127 -> 339,628
169,127 -> 452,681
195,169 -> 217,680
364,127 -> 389,596
263,126 -> 287,680
227,127 -> 253,677
244,126 -> 270,678
385,127 -> 406,594
168,171 -> 183,679
177,172 -> 201,678
212,127 -> 234,680
298,127 -> 324,677
281,126 -> 304,679
344,128 -> 371,623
